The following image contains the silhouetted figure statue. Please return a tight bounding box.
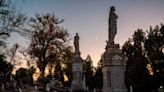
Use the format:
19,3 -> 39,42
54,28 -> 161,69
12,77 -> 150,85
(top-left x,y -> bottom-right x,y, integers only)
74,33 -> 80,54
108,6 -> 118,44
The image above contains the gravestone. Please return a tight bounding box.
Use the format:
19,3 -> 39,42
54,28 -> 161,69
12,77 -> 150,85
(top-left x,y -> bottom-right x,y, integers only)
18,88 -> 22,92
35,85 -> 38,91
46,83 -> 50,91
9,79 -> 17,91
50,78 -> 55,88
1,83 -> 5,90
101,6 -> 127,92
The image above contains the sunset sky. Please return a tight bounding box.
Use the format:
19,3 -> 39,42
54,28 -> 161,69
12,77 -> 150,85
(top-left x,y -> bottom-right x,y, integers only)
8,0 -> 164,66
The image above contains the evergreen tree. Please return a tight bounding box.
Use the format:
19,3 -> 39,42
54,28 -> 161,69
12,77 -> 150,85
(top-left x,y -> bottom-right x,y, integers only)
123,25 -> 164,92
123,29 -> 151,92
144,25 -> 164,91
84,55 -> 94,90
94,61 -> 103,91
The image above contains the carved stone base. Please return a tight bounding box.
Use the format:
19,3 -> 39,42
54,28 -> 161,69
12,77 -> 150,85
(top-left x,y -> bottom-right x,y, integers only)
106,42 -> 119,49
71,81 -> 84,91
71,53 -> 84,91
101,43 -> 127,92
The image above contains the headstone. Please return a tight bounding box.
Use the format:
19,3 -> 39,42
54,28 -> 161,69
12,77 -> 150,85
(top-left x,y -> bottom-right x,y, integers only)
83,75 -> 86,90
46,83 -> 50,91
34,85 -> 38,92
10,75 -> 13,81
50,78 -> 55,88
19,88 -> 22,92
11,80 -> 17,89
1,83 -> 5,90
6,82 -> 9,89
35,85 -> 37,90
13,80 -> 18,92
101,6 -> 127,92
86,86 -> 89,90
130,85 -> 133,92
94,88 -> 96,92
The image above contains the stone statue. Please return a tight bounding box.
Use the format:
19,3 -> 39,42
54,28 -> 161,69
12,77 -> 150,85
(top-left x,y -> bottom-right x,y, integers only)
108,6 -> 118,44
74,33 -> 80,54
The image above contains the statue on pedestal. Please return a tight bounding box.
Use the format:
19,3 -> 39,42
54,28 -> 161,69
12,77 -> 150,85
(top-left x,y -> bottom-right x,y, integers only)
102,6 -> 127,92
108,6 -> 118,44
71,33 -> 84,91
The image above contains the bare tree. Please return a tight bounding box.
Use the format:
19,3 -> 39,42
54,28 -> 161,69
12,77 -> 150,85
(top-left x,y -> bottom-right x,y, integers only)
28,13 -> 70,78
0,0 -> 27,47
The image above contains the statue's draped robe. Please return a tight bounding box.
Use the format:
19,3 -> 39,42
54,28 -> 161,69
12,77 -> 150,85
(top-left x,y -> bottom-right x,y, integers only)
74,33 -> 80,54
108,8 -> 118,44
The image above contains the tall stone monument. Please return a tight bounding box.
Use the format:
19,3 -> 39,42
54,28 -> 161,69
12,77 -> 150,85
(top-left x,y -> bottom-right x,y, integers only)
71,33 -> 84,91
101,6 -> 127,92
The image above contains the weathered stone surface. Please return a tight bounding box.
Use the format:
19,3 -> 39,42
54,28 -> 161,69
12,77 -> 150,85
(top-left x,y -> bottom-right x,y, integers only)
108,6 -> 118,44
101,6 -> 127,92
101,44 -> 127,92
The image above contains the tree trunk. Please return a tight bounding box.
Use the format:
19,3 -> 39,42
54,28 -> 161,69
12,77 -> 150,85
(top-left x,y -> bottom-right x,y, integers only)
39,65 -> 46,78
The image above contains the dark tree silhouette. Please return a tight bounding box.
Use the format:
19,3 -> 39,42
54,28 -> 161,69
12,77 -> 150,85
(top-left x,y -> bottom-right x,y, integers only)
62,46 -> 73,87
0,0 -> 26,47
144,25 -> 164,91
28,13 -> 70,79
0,54 -> 13,88
94,61 -> 103,91
84,55 -> 94,90
15,67 -> 35,85
123,25 -> 164,92
123,29 -> 151,92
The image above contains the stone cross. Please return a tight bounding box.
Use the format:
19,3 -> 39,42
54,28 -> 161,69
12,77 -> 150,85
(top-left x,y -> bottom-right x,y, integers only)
108,6 -> 118,44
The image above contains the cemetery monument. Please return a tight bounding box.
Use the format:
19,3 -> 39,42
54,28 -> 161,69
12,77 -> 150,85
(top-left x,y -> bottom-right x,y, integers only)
71,33 -> 84,91
101,6 -> 127,92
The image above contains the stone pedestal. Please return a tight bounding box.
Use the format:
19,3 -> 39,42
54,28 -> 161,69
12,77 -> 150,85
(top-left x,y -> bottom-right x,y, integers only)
71,54 -> 84,91
101,44 -> 127,92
